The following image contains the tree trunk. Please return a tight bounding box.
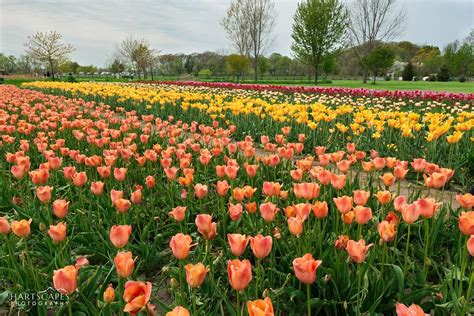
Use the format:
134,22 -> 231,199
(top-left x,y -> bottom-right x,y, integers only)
362,70 -> 368,84
254,56 -> 258,82
373,72 -> 376,84
50,61 -> 55,81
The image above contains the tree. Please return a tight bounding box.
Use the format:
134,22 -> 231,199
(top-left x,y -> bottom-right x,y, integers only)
109,58 -> 125,75
226,54 -> 250,81
402,62 -> 414,81
291,0 -> 348,84
362,45 -> 395,84
24,31 -> 74,80
348,0 -> 406,83
437,65 -> 450,82
221,0 -> 251,56
117,36 -> 145,77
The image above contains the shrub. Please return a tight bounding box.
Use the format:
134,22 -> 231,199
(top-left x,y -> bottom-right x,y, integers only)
437,65 -> 450,82
198,69 -> 213,78
402,62 -> 415,81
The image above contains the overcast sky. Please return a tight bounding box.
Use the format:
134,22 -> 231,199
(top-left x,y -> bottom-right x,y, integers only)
1,0 -> 473,67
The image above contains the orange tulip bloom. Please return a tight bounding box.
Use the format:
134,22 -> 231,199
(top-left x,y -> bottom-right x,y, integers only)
250,234 -> 272,259
169,206 -> 187,222
123,281 -> 152,315
115,198 -> 132,213
114,251 -> 135,278
293,253 -> 322,284
130,189 -> 142,205
244,164 -> 258,177
288,216 -> 304,237
394,195 -> 407,212
103,284 -> 115,303
372,157 -> 385,170
195,214 -> 217,240
170,233 -> 192,260
341,210 -> 355,224
246,202 -> 257,214
11,219 -> 32,237
110,225 -> 132,248
411,158 -> 427,172
262,181 -> 281,197
247,297 -> 274,316
113,167 -> 127,181
330,173 -> 346,190
91,181 -> 104,196
194,183 -> 208,199
401,203 -> 420,224
458,211 -> 474,235
145,175 -> 156,189
216,180 -> 230,197
333,196 -> 353,214
52,199 -> 69,218
380,172 -> 395,187
456,193 -> 474,210
166,306 -> 190,316
376,190 -> 391,205
293,182 -> 320,200
260,202 -> 279,222
312,201 -> 328,219
110,189 -> 124,205
72,171 -> 87,187
353,190 -> 370,206
185,262 -> 209,288
48,222 -> 67,243
346,239 -> 373,263
36,186 -> 53,203
11,165 -> 25,179
229,203 -> 243,221
354,206 -> 372,225
335,235 -> 349,250
227,259 -> 252,291
395,303 -> 428,316
377,221 -> 396,242
467,236 -> 474,257
227,233 -> 249,256
415,198 -> 440,219
0,217 -> 10,235
394,166 -> 409,180
424,172 -> 448,189
53,265 -> 78,295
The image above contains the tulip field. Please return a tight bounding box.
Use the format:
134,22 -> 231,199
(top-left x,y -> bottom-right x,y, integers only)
0,81 -> 473,316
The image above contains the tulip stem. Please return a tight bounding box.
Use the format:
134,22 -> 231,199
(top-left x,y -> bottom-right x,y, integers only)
118,277 -> 124,316
179,259 -> 185,305
236,290 -> 241,316
306,283 -> 311,316
461,261 -> 474,316
68,298 -> 72,316
193,288 -> 197,315
403,224 -> 411,278
356,263 -> 363,316
422,219 -> 430,278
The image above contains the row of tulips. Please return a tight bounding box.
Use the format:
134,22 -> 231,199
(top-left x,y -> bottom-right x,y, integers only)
0,85 -> 473,315
21,81 -> 474,187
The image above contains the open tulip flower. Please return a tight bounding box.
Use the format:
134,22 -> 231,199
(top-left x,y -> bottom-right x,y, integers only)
0,82 -> 471,315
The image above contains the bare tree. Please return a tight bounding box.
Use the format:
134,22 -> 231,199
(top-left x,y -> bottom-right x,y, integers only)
221,0 -> 251,56
348,0 -> 406,83
222,0 -> 276,81
116,36 -> 147,78
24,31 -> 74,80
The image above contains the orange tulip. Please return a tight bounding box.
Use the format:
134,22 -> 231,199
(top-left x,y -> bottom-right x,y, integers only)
11,165 -> 25,179
195,214 -> 217,240
293,253 -> 322,284
169,206 -> 187,222
227,259 -> 252,291
113,167 -> 127,181
103,284 -> 115,303
260,202 -> 279,222
250,234 -> 272,259
411,158 -> 427,172
36,186 -> 53,203
394,195 -> 407,212
115,198 -> 132,213
458,211 -> 474,235
395,303 -> 428,316
288,216 -> 304,237
380,172 -> 395,187
110,189 -> 124,205
354,206 -> 372,225
415,198 -> 440,219
11,219 -> 32,237
330,173 -> 346,190
293,182 -> 320,200
353,190 -> 370,206
48,222 -> 67,243
166,306 -> 190,316
123,281 -> 152,315
114,251 -> 135,278
346,239 -> 372,263
401,203 -> 420,224
145,175 -> 156,189
372,157 -> 385,170
216,180 -> 230,197
185,262 -> 209,288
0,217 -> 10,235
246,202 -> 257,214
456,193 -> 474,210
333,196 -> 353,214
247,297 -> 274,316
91,181 -> 104,196
227,233 -> 249,256
377,221 -> 396,242
53,265 -> 78,295
110,225 -> 132,248
244,164 -> 258,177
72,171 -> 87,187
170,233 -> 192,260
130,189 -> 142,205
335,235 -> 349,250
394,166 -> 408,180
376,190 -> 391,205
341,210 -> 355,224
52,199 -> 69,218
424,172 -> 448,189
262,181 -> 281,197
194,183 -> 208,199
229,203 -> 243,221
312,201 -> 328,219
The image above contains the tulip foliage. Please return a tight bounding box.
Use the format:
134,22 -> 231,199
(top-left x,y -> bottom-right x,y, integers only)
0,84 -> 473,315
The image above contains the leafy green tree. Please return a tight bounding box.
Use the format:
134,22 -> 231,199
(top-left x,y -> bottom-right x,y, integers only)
437,65 -> 450,82
291,0 -> 348,84
362,45 -> 395,84
402,62 -> 414,81
225,54 -> 250,81
110,59 -> 125,75
198,68 -> 212,78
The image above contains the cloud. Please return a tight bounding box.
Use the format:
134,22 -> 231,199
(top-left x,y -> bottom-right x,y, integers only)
0,0 -> 472,66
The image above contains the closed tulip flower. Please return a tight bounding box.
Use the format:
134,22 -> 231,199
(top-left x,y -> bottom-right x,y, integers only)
293,253 -> 322,284
353,190 -> 370,206
260,202 -> 279,222
90,181 -> 104,196
195,214 -> 217,240
48,222 -> 67,243
288,216 -> 304,237
216,180 -> 230,196
333,196 -> 353,214
123,281 -> 152,315
185,262 -> 209,288
377,221 -> 396,242
166,306 -> 190,316
354,206 -> 372,225
52,199 -> 69,218
170,233 -> 193,260
194,183 -> 208,199
395,303 -> 429,316
401,203 -> 420,224
115,198 -> 131,213
227,233 -> 249,256
312,201 -> 328,219
114,251 -> 135,278
227,259 -> 252,291
53,265 -> 78,295
169,206 -> 186,222
103,284 -> 115,303
456,193 -> 474,210
36,186 -> 53,203
250,234 -> 272,259
459,211 -> 474,235
467,236 -> 474,256
11,219 -> 32,237
109,225 -> 132,248
0,217 -> 10,235
247,297 -> 274,316
72,171 -> 87,187
376,190 -> 391,205
229,203 -> 243,221
346,239 -> 372,263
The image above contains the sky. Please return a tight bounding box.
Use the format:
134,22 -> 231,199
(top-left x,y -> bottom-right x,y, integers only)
0,0 -> 473,67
